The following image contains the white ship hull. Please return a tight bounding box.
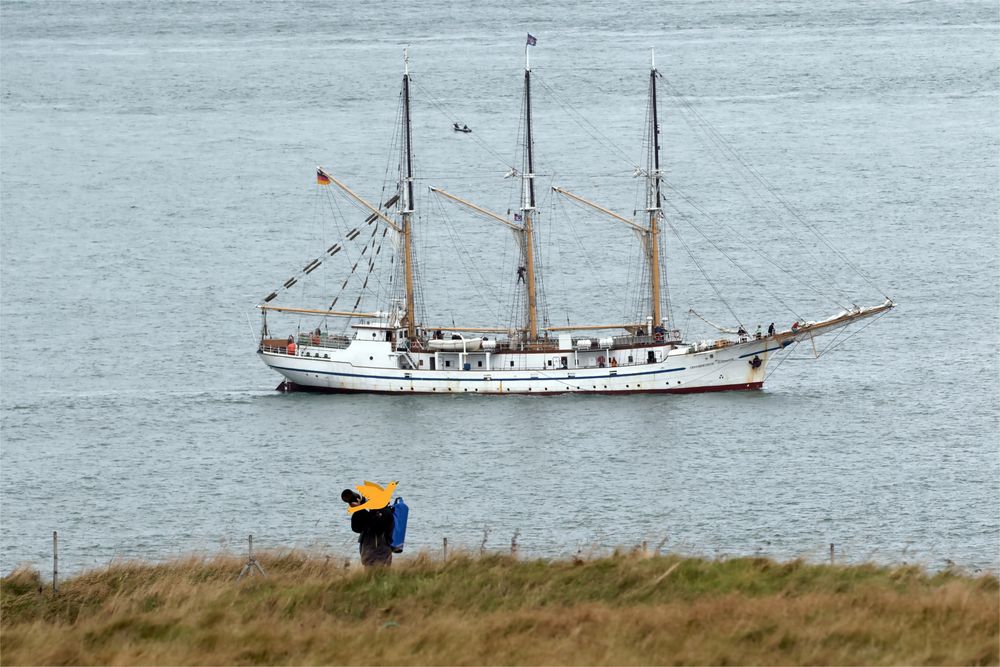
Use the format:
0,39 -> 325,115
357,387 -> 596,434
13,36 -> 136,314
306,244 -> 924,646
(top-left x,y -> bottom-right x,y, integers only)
260,337 -> 776,395
257,301 -> 892,395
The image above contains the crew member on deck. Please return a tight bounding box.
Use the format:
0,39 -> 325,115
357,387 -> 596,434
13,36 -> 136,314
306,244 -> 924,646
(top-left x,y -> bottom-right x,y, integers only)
286,335 -> 297,356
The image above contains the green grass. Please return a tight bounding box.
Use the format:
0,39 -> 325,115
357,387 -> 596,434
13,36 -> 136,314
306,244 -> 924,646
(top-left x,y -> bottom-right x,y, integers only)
2,551 -> 997,665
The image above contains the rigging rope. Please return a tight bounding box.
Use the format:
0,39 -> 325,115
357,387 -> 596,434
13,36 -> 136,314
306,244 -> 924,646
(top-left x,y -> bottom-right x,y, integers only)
663,216 -> 746,327
663,200 -> 805,322
409,77 -> 514,173
812,309 -> 893,358
660,75 -> 889,300
535,75 -> 638,172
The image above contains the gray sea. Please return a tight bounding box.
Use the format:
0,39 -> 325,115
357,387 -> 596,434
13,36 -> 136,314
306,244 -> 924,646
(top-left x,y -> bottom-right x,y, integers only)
2,1 -> 998,577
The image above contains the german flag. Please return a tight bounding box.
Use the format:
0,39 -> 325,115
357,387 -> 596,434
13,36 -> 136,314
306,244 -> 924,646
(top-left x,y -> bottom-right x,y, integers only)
316,169 -> 331,185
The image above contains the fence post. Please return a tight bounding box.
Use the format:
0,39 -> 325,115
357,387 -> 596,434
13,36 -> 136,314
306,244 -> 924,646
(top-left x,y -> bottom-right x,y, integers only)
442,537 -> 448,562
52,531 -> 58,594
480,528 -> 490,556
237,534 -> 266,580
511,529 -> 520,558
829,543 -> 835,565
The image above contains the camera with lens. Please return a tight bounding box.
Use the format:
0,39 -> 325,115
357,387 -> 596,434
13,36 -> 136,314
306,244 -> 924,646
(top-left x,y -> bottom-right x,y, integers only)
341,489 -> 366,505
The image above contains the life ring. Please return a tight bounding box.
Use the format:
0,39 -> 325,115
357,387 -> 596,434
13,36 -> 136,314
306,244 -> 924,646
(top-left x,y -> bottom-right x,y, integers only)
654,332 -> 664,342
749,355 -> 762,369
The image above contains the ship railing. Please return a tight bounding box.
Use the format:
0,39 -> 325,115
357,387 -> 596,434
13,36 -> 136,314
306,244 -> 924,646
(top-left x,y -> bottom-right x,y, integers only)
296,333 -> 352,350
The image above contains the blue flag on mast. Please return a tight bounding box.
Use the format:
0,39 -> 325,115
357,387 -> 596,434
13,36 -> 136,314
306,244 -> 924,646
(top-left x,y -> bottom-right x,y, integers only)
526,33 -> 537,46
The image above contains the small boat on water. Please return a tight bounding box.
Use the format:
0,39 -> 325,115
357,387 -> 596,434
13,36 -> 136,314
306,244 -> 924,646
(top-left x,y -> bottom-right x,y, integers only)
453,122 -> 472,133
255,39 -> 893,395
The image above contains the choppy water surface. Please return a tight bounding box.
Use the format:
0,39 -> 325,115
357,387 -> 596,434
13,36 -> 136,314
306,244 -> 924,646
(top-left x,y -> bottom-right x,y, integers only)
2,1 -> 997,575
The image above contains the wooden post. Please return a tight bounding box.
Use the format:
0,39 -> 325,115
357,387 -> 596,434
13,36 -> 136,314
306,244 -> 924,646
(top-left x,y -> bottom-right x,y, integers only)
237,534 -> 266,581
442,537 -> 448,561
829,543 -> 835,565
511,529 -> 520,558
52,531 -> 58,594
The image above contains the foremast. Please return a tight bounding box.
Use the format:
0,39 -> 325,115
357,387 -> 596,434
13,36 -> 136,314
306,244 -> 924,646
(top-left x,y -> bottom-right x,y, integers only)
400,49 -> 418,340
520,41 -> 540,341
646,48 -> 666,332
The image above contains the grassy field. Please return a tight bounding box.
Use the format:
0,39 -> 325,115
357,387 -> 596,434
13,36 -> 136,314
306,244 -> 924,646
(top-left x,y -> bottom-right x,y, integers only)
1,550 -> 997,665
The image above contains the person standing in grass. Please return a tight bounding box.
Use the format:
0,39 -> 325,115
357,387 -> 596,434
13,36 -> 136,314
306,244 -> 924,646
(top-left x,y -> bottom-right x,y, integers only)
343,489 -> 394,567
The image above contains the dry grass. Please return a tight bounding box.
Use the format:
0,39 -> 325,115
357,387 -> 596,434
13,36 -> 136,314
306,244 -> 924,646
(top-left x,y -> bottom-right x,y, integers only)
1,550 -> 997,665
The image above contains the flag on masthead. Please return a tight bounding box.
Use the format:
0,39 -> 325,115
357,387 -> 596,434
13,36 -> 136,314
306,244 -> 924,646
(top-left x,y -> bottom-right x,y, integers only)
316,169 -> 331,185
526,33 -> 537,46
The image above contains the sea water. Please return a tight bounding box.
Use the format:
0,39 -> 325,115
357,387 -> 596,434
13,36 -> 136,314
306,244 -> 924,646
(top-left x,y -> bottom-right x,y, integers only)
1,0 -> 997,575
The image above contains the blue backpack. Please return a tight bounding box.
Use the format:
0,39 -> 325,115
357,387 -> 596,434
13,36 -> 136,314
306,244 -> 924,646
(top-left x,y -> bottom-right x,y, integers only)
390,497 -> 409,553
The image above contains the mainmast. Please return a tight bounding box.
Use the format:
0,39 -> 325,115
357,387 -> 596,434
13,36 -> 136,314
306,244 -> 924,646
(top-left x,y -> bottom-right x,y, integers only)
521,36 -> 540,341
401,48 -> 417,340
646,48 -> 665,332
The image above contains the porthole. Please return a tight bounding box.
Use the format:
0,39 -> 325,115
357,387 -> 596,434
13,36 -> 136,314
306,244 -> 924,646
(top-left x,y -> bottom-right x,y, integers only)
369,356 -> 373,360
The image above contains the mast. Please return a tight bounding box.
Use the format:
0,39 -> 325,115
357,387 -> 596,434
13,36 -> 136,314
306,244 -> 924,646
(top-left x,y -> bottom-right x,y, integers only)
401,48 -> 417,339
646,48 -> 664,332
521,39 -> 539,341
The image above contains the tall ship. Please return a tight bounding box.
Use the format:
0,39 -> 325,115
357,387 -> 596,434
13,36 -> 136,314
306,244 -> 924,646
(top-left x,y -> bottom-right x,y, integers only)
255,41 -> 893,395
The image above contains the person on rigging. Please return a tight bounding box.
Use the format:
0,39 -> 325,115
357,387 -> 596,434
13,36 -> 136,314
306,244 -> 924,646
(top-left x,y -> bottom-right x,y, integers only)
517,266 -> 526,284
